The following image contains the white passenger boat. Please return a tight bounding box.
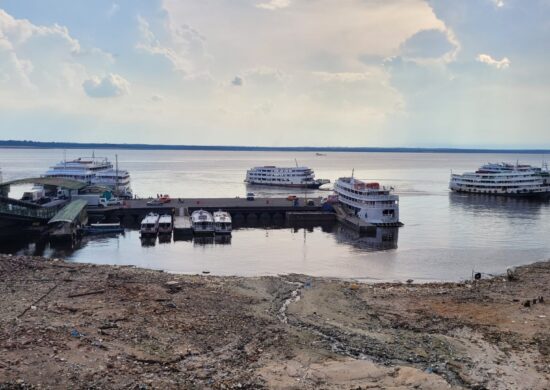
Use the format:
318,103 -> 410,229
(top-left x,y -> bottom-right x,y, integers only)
245,166 -> 329,188
191,210 -> 215,235
158,214 -> 173,234
140,213 -> 160,235
213,211 -> 232,235
334,176 -> 401,226
450,162 -> 550,198
43,154 -> 132,197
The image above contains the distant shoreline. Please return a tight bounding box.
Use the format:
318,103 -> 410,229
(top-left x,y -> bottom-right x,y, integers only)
1,140 -> 549,154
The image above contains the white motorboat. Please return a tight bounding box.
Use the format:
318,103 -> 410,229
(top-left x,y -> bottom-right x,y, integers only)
191,210 -> 215,235
140,213 -> 160,235
158,214 -> 173,234
213,210 -> 232,234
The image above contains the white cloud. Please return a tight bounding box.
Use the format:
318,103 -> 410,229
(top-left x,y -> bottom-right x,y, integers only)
82,73 -> 130,98
136,15 -> 192,74
151,94 -> 164,102
256,0 -> 291,11
311,72 -> 372,82
476,53 -> 510,69
107,3 -> 120,19
491,0 -> 505,7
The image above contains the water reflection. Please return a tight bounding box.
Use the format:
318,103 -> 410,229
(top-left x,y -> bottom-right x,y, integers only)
214,235 -> 232,245
158,234 -> 172,244
140,236 -> 157,247
448,193 -> 548,218
334,225 -> 399,252
193,235 -> 215,246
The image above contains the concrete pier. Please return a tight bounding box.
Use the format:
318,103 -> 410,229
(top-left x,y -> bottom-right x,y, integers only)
88,197 -> 323,223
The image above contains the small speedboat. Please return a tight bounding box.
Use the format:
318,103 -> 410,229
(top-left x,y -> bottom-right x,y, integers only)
81,222 -> 124,235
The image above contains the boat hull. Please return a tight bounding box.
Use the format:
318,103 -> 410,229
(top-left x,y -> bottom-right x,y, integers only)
450,189 -> 550,199
245,182 -> 327,189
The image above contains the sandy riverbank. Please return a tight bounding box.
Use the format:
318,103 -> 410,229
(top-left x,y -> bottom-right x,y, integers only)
0,254 -> 549,389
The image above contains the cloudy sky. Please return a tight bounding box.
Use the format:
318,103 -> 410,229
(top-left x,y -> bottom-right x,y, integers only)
0,0 -> 548,147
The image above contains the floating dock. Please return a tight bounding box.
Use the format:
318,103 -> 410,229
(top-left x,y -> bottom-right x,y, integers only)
172,207 -> 192,238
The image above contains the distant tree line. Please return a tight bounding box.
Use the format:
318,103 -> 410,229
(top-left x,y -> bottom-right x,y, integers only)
0,140 -> 548,154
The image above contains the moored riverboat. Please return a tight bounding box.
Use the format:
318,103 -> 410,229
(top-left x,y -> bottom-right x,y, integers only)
450,162 -> 550,198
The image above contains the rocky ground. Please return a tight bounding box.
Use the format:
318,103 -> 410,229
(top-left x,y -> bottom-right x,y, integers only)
0,254 -> 548,389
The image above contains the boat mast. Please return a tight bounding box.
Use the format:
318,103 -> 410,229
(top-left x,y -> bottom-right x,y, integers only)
115,154 -> 119,194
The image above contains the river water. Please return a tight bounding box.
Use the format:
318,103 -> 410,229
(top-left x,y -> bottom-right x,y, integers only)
1,148 -> 550,281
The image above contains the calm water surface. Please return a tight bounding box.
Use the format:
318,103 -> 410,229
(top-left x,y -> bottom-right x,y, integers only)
1,148 -> 550,281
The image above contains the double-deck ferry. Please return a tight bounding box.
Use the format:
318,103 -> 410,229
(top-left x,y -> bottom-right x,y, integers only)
450,162 -> 550,198
43,155 -> 132,197
333,176 -> 401,226
245,166 -> 329,188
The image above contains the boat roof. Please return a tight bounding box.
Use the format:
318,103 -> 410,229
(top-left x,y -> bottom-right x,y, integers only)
142,213 -> 159,224
250,166 -> 311,170
159,214 -> 172,222
48,199 -> 88,224
0,177 -> 88,190
213,211 -> 231,222
192,210 -> 213,222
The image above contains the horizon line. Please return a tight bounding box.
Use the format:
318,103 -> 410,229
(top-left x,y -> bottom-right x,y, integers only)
1,140 -> 550,154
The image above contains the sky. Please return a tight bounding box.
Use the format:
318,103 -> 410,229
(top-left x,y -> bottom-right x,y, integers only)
0,0 -> 549,148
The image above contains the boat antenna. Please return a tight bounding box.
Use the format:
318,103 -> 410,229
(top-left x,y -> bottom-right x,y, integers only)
352,168 -> 355,178
64,149 -> 67,168
115,154 -> 119,195
295,158 -> 298,167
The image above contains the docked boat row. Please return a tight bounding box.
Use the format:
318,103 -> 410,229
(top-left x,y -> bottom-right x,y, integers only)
191,210 -> 232,235
140,213 -> 174,236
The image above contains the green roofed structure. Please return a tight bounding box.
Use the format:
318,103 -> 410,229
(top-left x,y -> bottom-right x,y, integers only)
49,199 -> 88,224
0,177 -> 87,190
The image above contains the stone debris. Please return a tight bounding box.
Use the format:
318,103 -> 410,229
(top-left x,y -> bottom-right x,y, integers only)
0,254 -> 549,389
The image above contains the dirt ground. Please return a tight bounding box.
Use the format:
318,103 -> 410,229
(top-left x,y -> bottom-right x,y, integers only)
0,254 -> 548,389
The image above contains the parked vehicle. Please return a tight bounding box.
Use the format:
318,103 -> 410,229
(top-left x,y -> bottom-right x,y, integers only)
147,199 -> 163,206
246,192 -> 255,201
21,186 -> 46,202
287,195 -> 298,201
71,194 -> 108,208
159,194 -> 171,203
